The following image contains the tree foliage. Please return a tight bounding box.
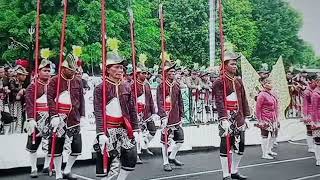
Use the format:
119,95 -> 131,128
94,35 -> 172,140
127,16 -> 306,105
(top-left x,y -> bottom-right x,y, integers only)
0,0 -> 317,72
249,0 -> 317,68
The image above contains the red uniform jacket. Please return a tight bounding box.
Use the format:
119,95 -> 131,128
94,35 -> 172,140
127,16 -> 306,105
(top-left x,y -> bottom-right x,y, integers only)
94,78 -> 139,135
131,80 -> 155,121
47,75 -> 85,128
25,80 -> 49,120
212,75 -> 250,127
157,80 -> 184,127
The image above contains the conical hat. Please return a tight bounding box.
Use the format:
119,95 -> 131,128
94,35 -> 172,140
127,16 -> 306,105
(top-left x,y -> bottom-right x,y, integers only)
106,52 -> 124,66
62,54 -> 77,71
39,59 -> 52,70
15,65 -> 28,75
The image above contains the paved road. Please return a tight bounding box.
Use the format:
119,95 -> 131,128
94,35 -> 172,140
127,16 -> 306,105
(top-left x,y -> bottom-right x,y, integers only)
1,141 -> 320,180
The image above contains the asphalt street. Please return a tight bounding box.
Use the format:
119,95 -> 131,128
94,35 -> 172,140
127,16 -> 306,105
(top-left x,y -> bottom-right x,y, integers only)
1,141 -> 320,180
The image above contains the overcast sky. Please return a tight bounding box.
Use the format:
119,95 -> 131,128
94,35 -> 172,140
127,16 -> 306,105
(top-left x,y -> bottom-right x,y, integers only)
289,0 -> 320,56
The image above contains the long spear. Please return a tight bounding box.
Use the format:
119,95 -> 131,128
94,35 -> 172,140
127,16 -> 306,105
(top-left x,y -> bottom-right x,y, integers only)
100,0 -> 109,174
218,0 -> 232,173
159,3 -> 169,155
50,0 -> 68,176
128,7 -> 140,150
32,0 -> 41,145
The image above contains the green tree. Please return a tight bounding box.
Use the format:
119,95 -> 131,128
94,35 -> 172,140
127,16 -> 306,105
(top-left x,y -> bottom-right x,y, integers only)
222,0 -> 258,59
249,0 -> 316,68
0,0 -> 161,72
164,0 -> 210,66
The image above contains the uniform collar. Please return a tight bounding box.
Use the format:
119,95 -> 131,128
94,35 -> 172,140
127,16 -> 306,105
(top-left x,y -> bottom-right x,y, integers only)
61,74 -> 74,81
225,72 -> 235,81
37,79 -> 49,86
137,79 -> 145,85
165,79 -> 174,87
106,77 -> 121,86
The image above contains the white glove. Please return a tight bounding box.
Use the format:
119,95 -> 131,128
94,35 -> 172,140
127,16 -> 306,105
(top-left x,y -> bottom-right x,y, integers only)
133,131 -> 140,138
26,119 -> 37,135
50,116 -> 61,128
161,117 -> 168,129
197,85 -> 202,90
98,134 -> 110,153
220,120 -> 231,137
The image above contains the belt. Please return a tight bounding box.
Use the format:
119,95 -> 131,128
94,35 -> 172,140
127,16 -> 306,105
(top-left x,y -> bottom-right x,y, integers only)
105,115 -> 125,128
226,100 -> 238,111
104,115 -> 134,139
57,103 -> 72,114
137,104 -> 145,113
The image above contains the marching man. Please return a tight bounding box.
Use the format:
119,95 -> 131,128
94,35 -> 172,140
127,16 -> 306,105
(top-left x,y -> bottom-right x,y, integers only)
25,59 -> 52,178
157,60 -> 184,172
94,52 -> 139,180
47,54 -> 85,180
212,52 -> 251,180
132,57 -> 158,164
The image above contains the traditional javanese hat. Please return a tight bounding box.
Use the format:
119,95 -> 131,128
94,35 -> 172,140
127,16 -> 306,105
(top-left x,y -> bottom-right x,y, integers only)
15,65 -> 28,75
106,38 -> 124,66
39,48 -> 52,70
163,61 -> 176,72
223,51 -> 241,62
38,59 -> 51,70
160,51 -> 176,71
106,52 -> 124,66
62,54 -> 77,71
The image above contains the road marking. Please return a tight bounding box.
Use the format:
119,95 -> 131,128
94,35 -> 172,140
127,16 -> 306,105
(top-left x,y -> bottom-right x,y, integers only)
288,140 -> 307,146
74,174 -> 95,180
290,174 -> 320,180
149,156 -> 314,180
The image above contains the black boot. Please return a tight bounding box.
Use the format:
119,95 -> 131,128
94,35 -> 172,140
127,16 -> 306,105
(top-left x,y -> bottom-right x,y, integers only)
163,164 -> 173,171
231,173 -> 247,180
62,173 -> 78,180
42,167 -> 49,175
169,158 -> 184,166
223,176 -> 232,180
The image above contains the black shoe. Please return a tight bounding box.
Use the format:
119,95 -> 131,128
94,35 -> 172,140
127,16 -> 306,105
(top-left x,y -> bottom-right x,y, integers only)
231,173 -> 247,180
136,155 -> 143,164
163,164 -> 172,171
62,173 -> 78,180
30,170 -> 38,178
42,167 -> 49,175
223,177 -> 232,180
169,158 -> 184,166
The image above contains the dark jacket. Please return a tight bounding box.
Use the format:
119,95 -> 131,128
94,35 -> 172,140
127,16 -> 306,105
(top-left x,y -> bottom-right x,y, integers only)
94,78 -> 139,134
157,80 -> 184,127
